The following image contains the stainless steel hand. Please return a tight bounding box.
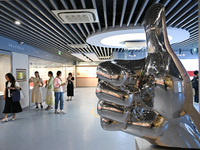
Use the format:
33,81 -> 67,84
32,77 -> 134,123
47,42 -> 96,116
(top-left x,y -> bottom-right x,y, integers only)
96,4 -> 200,149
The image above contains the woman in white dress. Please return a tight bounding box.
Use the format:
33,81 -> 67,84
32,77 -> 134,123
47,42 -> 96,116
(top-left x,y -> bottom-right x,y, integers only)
45,71 -> 54,110
29,71 -> 43,110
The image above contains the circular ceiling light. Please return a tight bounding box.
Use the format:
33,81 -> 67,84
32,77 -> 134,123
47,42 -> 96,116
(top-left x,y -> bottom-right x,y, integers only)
86,27 -> 189,48
14,20 -> 21,25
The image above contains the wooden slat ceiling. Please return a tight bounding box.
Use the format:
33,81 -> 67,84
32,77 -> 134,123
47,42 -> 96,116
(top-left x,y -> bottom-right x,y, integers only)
0,0 -> 198,60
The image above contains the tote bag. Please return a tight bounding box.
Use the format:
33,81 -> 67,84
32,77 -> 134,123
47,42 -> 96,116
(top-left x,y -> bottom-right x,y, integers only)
12,89 -> 20,102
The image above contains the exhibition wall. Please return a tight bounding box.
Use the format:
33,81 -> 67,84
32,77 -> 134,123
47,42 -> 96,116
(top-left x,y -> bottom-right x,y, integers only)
0,53 -> 11,95
76,66 -> 98,87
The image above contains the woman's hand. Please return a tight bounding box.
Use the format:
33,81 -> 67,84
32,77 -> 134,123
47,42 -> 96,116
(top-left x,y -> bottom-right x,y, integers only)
60,83 -> 66,86
7,87 -> 15,90
4,95 -> 6,100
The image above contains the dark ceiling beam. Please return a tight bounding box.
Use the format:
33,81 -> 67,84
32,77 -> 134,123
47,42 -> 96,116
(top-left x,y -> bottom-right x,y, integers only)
163,0 -> 171,7
92,0 -> 101,31
166,0 -> 191,24
16,0 -> 76,44
0,6 -> 73,52
90,45 -> 101,57
165,0 -> 181,16
39,0 -> 85,44
133,0 -> 149,26
184,21 -> 198,30
41,0 -> 88,53
112,0 -> 117,28
173,35 -> 199,46
178,12 -> 198,28
55,0 -> 87,38
181,16 -> 198,29
28,0 -> 83,44
102,0 -> 108,29
167,0 -> 198,26
69,0 -> 91,36
94,46 -> 103,57
120,0 -> 128,27
187,23 -> 198,31
80,0 -> 96,33
182,17 -> 198,28
0,2 -> 75,52
0,17 -> 76,53
175,7 -> 198,27
190,28 -> 198,34
5,1 -> 73,45
126,0 -> 138,26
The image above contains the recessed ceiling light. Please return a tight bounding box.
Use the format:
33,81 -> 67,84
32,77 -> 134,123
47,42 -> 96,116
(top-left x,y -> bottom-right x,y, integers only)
14,20 -> 21,25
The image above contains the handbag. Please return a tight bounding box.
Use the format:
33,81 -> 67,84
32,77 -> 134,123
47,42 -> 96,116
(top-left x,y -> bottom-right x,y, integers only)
12,89 -> 20,102
19,88 -> 25,99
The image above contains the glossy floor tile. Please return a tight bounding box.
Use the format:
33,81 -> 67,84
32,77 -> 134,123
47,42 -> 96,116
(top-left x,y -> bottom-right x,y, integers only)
0,88 -> 135,150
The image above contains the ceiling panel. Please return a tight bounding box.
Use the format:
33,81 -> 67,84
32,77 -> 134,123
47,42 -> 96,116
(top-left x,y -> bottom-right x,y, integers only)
0,0 -> 198,61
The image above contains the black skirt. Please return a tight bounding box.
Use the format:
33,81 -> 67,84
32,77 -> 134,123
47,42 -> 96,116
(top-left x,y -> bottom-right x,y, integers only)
3,97 -> 23,113
67,84 -> 74,96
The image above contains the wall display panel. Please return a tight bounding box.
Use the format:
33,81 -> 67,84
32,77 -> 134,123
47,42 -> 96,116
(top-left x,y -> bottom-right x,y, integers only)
16,69 -> 26,82
77,66 -> 97,77
76,66 -> 98,87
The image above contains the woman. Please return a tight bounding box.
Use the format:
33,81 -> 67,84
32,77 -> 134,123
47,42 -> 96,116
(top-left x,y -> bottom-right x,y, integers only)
53,71 -> 66,114
67,73 -> 74,101
45,71 -> 54,110
29,71 -> 43,110
1,73 -> 22,122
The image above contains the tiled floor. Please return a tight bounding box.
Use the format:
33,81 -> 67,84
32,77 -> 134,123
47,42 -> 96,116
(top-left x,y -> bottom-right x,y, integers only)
0,88 -> 135,150
1,87 -> 199,150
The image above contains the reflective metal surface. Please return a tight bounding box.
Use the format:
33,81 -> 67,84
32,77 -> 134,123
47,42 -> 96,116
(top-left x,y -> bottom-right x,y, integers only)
96,4 -> 200,149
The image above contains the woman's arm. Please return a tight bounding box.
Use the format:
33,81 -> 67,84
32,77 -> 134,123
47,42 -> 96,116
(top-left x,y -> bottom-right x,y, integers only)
15,82 -> 20,90
40,78 -> 44,87
53,78 -> 60,89
47,78 -> 53,88
4,88 -> 6,100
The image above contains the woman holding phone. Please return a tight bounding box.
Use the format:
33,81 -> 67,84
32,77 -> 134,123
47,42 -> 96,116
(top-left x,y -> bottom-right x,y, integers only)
29,71 -> 43,110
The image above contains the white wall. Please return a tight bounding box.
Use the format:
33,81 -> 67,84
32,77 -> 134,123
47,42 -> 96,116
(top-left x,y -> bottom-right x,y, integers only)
0,54 -> 11,94
180,59 -> 199,71
12,52 -> 29,108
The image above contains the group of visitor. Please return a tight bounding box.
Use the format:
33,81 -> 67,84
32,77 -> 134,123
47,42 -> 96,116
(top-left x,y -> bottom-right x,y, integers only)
1,71 -> 74,122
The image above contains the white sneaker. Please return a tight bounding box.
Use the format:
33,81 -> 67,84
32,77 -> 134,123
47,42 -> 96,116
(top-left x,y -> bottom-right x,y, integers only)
55,110 -> 60,114
60,110 -> 66,114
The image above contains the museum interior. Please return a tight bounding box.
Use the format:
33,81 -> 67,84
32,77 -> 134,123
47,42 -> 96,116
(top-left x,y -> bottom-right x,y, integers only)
0,0 -> 199,149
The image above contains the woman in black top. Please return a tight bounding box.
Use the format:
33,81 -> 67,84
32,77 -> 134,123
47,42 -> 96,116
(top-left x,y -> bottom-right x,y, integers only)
67,73 -> 74,101
1,73 -> 22,122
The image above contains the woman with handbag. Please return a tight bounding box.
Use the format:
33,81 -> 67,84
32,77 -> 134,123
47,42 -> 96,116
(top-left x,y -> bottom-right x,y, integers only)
29,71 -> 43,110
45,71 -> 54,110
1,73 -> 22,122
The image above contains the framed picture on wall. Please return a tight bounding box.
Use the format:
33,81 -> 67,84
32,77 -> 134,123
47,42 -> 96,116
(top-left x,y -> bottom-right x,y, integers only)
16,69 -> 26,82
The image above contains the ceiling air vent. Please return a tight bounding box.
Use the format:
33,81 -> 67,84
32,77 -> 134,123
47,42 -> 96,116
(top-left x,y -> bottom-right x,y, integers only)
52,9 -> 99,24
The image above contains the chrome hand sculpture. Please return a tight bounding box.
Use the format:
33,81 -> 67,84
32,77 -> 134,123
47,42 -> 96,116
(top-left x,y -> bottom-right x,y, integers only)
96,4 -> 200,149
